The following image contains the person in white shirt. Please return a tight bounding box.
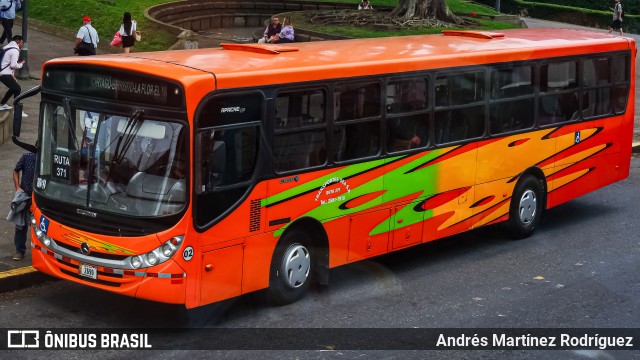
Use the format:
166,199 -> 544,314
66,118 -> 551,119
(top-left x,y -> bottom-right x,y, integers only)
358,0 -> 373,10
0,34 -> 25,117
75,15 -> 99,56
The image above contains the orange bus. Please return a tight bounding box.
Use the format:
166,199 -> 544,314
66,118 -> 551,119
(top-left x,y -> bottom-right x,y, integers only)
13,28 -> 635,309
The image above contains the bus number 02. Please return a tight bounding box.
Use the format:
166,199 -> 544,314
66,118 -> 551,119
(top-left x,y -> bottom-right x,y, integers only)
182,246 -> 194,261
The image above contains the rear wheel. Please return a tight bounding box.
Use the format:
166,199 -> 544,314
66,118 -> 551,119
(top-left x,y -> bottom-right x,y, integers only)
507,175 -> 544,239
268,230 -> 313,305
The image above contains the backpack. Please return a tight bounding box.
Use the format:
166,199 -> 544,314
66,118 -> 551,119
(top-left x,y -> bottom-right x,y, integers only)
0,47 -> 18,71
619,3 -> 625,18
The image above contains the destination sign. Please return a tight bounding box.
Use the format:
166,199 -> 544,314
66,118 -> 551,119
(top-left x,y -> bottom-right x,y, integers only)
52,148 -> 80,184
42,66 -> 185,108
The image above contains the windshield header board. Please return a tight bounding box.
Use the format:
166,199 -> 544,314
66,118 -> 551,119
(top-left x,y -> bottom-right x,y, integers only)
42,66 -> 185,109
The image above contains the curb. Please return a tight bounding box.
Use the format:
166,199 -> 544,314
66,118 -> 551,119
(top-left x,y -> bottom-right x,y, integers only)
0,266 -> 57,294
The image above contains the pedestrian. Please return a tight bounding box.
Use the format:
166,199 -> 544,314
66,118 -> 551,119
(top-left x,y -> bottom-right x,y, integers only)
0,34 -> 26,117
608,0 -> 623,36
0,0 -> 19,44
119,12 -> 137,53
358,0 -> 373,10
258,16 -> 281,44
6,145 -> 36,261
75,15 -> 99,56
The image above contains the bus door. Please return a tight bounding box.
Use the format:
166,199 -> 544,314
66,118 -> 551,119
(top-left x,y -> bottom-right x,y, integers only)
194,92 -> 264,304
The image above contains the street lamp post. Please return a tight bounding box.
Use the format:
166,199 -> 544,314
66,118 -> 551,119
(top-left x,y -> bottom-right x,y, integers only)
17,0 -> 29,80
495,0 -> 501,13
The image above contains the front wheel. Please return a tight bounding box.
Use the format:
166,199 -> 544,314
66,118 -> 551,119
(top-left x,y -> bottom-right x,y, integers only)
507,175 -> 544,239
268,230 -> 313,305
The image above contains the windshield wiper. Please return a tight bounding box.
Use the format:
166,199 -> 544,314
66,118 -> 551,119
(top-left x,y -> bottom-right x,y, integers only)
63,98 -> 81,150
112,109 -> 144,164
105,110 -> 144,184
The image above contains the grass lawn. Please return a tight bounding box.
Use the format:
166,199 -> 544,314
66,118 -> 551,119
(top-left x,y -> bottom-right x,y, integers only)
26,0 -> 509,51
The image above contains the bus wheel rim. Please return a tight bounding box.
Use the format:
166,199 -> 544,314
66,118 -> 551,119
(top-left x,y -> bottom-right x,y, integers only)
518,189 -> 537,225
282,244 -> 310,289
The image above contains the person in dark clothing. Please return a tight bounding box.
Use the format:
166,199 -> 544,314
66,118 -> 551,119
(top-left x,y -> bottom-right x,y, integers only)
9,148 -> 35,261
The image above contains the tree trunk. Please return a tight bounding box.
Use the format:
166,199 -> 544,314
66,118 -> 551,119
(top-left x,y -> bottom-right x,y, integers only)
391,0 -> 461,24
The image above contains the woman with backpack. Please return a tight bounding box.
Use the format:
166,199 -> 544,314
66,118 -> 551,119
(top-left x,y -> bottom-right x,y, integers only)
0,34 -> 25,117
119,12 -> 137,53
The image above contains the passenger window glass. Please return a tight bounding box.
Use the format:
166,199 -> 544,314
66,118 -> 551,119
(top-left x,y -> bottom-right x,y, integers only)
387,114 -> 429,152
612,55 -> 629,83
387,79 -> 428,113
538,92 -> 579,125
200,126 -> 259,190
275,89 -> 326,130
335,83 -> 380,121
273,89 -> 327,172
333,83 -> 381,162
540,61 -> 578,92
490,99 -> 534,134
490,66 -> 533,99
435,72 -> 485,107
434,105 -> 485,144
583,58 -> 611,87
612,85 -> 628,114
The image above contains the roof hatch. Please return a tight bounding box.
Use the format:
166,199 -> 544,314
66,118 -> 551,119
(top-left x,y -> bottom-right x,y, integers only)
220,43 -> 300,54
441,30 -> 505,39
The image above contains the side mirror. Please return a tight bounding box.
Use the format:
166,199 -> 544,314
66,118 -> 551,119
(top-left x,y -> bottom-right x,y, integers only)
12,103 -> 23,137
11,86 -> 41,153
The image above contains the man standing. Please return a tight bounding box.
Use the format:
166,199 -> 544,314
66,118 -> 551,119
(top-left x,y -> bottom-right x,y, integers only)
0,34 -> 26,117
75,15 -> 99,56
8,146 -> 35,261
0,0 -> 20,44
608,0 -> 623,36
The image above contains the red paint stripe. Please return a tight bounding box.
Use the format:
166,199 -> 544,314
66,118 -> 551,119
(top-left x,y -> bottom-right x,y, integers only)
171,279 -> 184,284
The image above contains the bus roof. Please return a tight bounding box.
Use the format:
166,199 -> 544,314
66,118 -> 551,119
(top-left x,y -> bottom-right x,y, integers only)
46,28 -> 633,90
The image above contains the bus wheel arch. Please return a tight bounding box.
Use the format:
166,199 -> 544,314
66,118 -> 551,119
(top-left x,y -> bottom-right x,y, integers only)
507,168 -> 547,240
268,218 -> 329,305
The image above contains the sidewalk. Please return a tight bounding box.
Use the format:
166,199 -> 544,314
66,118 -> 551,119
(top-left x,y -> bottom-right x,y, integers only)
0,17 -> 639,292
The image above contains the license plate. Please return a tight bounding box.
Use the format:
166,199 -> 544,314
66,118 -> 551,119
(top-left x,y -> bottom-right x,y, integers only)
79,263 -> 98,280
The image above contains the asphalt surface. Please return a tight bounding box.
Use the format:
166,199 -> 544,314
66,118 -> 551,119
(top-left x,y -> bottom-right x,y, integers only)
0,16 -> 639,289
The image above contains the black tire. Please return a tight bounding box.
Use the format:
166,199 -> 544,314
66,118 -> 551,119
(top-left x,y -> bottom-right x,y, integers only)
268,229 -> 314,305
507,175 -> 544,239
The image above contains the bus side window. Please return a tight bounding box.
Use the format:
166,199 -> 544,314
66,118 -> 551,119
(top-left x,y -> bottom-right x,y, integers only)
273,89 -> 327,172
489,66 -> 534,134
334,83 -> 381,162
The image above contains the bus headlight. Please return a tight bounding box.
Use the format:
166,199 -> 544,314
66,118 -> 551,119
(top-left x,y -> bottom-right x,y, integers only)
147,252 -> 158,265
162,244 -> 173,257
131,256 -> 142,269
125,235 -> 184,269
43,237 -> 51,247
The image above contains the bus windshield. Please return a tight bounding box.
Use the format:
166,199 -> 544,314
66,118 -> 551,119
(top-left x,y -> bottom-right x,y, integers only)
36,102 -> 188,217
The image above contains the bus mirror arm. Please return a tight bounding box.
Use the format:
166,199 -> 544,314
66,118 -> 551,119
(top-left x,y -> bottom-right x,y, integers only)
12,86 -> 41,153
